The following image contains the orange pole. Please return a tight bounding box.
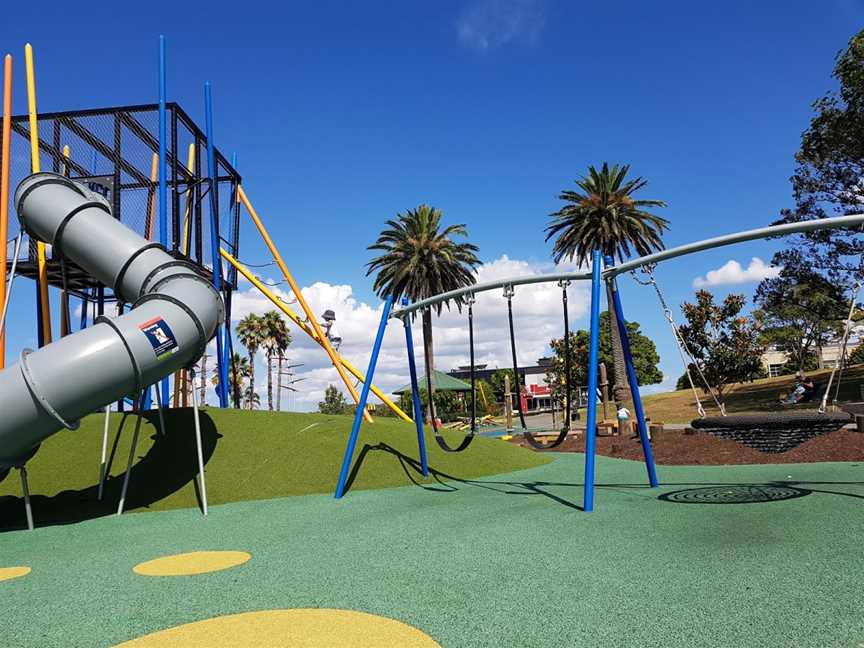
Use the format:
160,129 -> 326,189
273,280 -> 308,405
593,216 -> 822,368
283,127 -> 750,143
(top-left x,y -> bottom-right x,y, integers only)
24,43 -> 52,345
0,54 -> 11,368
237,185 -> 372,423
144,152 -> 159,240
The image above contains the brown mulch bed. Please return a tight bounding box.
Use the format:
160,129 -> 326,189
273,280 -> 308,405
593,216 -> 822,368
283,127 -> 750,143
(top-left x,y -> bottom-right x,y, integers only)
508,428 -> 864,465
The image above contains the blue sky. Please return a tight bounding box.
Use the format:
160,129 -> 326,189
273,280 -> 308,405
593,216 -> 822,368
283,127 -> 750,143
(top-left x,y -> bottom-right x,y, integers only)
1,1 -> 861,408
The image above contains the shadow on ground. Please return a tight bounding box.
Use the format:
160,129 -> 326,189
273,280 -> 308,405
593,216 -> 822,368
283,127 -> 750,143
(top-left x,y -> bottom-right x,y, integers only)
0,409 -> 220,531
344,442 -> 864,511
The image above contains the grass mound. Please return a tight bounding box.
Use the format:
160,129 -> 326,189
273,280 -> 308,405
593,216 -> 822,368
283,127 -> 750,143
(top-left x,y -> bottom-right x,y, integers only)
0,408 -> 549,529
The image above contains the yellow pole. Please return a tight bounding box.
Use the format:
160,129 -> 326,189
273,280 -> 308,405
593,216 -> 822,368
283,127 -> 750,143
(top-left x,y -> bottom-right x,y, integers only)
24,43 -> 52,345
237,185 -> 372,422
181,143 -> 195,255
221,248 -> 412,422
0,54 -> 11,368
144,152 -> 159,240
59,145 -> 71,337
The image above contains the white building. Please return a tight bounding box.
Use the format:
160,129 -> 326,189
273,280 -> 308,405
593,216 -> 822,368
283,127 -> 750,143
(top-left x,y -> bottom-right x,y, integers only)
761,326 -> 864,377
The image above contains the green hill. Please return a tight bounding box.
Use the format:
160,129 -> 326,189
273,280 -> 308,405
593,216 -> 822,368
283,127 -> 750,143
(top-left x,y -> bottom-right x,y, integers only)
0,408 -> 550,528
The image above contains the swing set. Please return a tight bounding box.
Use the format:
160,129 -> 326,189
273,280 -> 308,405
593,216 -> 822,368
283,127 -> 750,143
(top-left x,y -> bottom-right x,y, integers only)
334,212 -> 864,511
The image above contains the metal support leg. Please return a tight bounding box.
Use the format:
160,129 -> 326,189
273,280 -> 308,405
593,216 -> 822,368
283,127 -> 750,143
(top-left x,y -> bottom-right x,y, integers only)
335,296 -> 394,498
401,298 -> 429,477
189,369 -> 208,515
583,251 -> 602,512
18,466 -> 34,531
154,382 -> 167,437
97,405 -> 110,500
117,394 -> 145,516
606,257 -> 658,488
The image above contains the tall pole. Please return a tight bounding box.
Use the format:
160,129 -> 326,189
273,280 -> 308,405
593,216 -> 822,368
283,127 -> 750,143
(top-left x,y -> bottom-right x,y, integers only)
402,298 -> 429,477
335,296 -> 393,498
606,258 -> 658,488
204,82 -> 228,407
158,35 -> 170,408
0,54 -> 11,368
583,250 -> 602,512
24,43 -> 52,347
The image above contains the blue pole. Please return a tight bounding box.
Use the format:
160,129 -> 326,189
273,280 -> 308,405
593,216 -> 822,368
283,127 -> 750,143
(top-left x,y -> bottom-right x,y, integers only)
401,298 -> 429,477
334,296 -> 394,498
583,250 -> 602,512
204,82 -> 228,408
605,256 -> 659,488
158,35 -> 171,408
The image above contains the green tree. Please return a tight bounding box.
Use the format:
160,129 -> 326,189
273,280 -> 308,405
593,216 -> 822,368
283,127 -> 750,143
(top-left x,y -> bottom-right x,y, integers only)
397,388 -> 462,423
260,310 -> 292,411
366,205 -> 481,421
489,369 -> 518,398
546,312 -> 662,404
546,163 -> 668,406
754,265 -> 848,373
243,384 -> 261,409
318,384 -> 350,415
236,314 -> 265,409
771,30 -> 864,288
677,290 -> 766,403
211,353 -> 250,408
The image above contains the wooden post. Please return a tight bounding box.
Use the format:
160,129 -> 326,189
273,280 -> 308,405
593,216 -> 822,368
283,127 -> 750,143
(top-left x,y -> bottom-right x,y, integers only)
599,362 -> 610,421
504,374 -> 513,432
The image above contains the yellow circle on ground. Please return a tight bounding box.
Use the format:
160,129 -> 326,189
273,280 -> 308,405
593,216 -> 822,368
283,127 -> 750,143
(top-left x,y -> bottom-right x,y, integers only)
0,567 -> 31,582
114,609 -> 441,647
132,551 -> 251,577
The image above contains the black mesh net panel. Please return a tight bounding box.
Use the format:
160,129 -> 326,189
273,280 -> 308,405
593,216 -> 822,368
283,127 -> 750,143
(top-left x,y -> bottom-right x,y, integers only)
1,103 -> 241,296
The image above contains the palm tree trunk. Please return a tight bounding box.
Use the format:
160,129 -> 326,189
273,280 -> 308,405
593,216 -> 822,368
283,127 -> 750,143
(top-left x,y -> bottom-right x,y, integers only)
247,352 -> 256,410
605,282 -> 631,409
276,356 -> 283,411
422,310 -> 436,424
267,352 -> 274,411
199,354 -> 207,405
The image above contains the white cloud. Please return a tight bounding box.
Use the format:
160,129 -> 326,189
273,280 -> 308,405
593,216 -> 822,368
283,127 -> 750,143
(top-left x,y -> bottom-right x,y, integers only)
692,257 -> 781,288
457,0 -> 547,51
223,255 -> 590,412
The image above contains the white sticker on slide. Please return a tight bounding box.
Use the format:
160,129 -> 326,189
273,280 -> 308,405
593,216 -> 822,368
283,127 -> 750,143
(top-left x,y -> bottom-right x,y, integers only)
139,317 -> 179,360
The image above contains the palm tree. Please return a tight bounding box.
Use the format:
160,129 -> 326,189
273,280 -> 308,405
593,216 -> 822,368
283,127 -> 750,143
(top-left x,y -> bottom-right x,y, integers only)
243,384 -> 261,409
236,313 -> 265,409
212,353 -> 250,408
367,204 -> 481,421
546,163 -> 668,406
260,310 -> 291,411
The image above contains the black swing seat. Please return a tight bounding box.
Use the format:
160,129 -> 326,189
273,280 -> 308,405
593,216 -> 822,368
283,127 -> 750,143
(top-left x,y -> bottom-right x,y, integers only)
690,411 -> 852,454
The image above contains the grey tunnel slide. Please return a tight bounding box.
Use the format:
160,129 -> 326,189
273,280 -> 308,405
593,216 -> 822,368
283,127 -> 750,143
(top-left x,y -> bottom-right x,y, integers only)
0,172 -> 223,474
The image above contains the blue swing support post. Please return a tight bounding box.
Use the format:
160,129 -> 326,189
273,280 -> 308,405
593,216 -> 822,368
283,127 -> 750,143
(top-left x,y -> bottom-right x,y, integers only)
582,250 -> 602,512
401,298 -> 429,477
605,255 -> 659,488
334,296 -> 395,499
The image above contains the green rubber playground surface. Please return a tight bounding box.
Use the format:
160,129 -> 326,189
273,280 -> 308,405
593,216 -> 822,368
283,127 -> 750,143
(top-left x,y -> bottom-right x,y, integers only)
2,450 -> 864,647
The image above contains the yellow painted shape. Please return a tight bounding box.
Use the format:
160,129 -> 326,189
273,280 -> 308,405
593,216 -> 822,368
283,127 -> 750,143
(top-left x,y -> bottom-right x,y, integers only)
114,609 -> 441,648
132,551 -> 250,577
0,566 -> 31,582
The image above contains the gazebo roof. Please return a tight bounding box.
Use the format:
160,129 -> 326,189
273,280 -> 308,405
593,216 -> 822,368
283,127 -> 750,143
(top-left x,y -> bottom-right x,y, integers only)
393,370 -> 472,395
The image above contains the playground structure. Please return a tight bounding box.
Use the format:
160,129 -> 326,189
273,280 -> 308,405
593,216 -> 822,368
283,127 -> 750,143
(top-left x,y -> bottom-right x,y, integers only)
336,213 -> 864,510
0,40 -> 409,530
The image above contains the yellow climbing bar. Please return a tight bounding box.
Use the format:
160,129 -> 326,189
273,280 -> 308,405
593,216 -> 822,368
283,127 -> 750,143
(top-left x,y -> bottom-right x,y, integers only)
220,248 -> 412,422
24,43 -> 51,345
237,185 -> 372,423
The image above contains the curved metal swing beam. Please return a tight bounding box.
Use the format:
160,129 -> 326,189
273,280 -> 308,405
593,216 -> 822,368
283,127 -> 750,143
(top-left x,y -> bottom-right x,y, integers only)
390,214 -> 864,319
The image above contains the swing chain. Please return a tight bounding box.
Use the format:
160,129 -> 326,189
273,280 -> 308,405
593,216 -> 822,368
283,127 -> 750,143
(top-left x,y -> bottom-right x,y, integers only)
819,278 -> 863,413
632,264 -> 725,417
